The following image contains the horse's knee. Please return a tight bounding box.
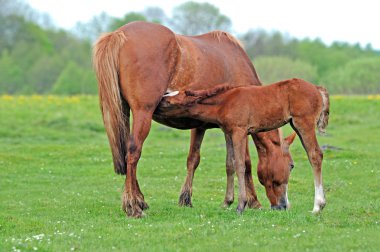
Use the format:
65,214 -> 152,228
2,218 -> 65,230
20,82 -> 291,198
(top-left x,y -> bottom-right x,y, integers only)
226,165 -> 235,176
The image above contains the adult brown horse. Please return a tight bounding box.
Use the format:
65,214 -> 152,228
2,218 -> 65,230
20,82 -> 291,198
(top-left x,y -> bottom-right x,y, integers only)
159,78 -> 329,213
93,21 -> 291,217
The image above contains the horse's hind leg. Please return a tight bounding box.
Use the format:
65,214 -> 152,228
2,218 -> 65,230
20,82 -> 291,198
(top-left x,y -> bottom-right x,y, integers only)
122,110 -> 153,217
179,128 -> 206,207
244,139 -> 262,209
292,118 -> 326,213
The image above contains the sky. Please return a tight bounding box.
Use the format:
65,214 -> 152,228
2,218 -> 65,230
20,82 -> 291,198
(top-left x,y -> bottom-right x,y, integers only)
27,0 -> 380,49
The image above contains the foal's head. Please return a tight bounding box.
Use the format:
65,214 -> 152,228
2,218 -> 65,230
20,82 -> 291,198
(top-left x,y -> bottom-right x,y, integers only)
253,130 -> 296,210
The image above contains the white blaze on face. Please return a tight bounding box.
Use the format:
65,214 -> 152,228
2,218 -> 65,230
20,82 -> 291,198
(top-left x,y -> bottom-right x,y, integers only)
163,91 -> 179,97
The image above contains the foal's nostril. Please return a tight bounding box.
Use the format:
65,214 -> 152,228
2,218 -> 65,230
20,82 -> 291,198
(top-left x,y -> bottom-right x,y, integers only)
290,164 -> 294,170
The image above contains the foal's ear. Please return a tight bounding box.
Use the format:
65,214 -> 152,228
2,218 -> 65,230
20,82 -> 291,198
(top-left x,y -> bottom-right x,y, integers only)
284,132 -> 297,145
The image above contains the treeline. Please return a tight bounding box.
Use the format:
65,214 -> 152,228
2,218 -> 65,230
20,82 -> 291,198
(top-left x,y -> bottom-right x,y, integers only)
0,0 -> 379,94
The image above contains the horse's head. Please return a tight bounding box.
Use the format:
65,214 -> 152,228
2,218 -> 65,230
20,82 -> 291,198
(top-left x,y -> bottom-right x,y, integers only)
253,130 -> 296,210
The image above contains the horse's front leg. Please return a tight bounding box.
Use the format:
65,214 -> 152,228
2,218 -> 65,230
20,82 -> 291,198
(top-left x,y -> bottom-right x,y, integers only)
230,129 -> 248,214
122,110 -> 152,218
244,138 -> 262,209
179,128 -> 205,207
292,118 -> 326,213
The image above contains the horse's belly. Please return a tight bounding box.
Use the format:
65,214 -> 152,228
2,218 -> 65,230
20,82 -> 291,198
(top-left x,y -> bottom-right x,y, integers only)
152,114 -> 218,130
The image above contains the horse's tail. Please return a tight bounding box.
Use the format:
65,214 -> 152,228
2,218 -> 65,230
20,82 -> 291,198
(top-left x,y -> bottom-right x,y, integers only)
93,30 -> 129,175
316,86 -> 330,134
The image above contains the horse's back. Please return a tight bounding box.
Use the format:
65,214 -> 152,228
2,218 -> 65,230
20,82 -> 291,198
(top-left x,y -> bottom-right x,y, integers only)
174,31 -> 260,89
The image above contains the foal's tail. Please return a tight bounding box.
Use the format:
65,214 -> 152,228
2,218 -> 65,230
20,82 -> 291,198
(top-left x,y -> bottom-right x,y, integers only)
93,30 -> 129,174
316,86 -> 330,134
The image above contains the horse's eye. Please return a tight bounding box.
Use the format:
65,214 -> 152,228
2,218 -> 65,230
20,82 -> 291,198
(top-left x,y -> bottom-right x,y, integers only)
273,181 -> 281,187
290,164 -> 295,170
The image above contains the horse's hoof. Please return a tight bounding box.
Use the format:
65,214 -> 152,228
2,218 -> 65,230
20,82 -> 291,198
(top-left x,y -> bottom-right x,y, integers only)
135,193 -> 149,210
221,199 -> 234,209
178,190 -> 193,207
236,201 -> 246,214
122,193 -> 148,218
236,207 -> 244,215
246,198 -> 262,209
138,199 -> 149,210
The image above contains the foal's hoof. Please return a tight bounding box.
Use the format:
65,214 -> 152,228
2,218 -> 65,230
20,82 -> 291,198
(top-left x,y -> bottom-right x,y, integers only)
178,190 -> 193,207
312,201 -> 326,214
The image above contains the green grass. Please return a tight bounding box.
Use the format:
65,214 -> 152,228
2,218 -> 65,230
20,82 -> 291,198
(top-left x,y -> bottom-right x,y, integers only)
1,95 -> 379,251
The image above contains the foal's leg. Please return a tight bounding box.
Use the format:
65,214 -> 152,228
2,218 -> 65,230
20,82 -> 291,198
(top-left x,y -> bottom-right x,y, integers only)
222,133 -> 235,207
122,110 -> 153,218
244,139 -> 262,209
292,119 -> 326,213
179,128 -> 206,207
231,129 -> 248,214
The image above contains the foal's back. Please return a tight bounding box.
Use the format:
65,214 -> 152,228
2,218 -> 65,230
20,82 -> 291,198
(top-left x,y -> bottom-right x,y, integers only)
201,78 -> 324,132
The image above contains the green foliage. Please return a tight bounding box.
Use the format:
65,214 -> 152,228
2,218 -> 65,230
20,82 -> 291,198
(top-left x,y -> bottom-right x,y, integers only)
1,96 -> 380,251
110,12 -> 147,31
323,57 -> 380,94
253,56 -> 318,84
0,50 -> 24,93
0,0 -> 379,94
171,1 -> 232,35
52,61 -> 97,95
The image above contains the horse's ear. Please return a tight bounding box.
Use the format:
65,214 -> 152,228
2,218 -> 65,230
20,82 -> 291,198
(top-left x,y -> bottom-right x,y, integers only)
284,132 -> 297,145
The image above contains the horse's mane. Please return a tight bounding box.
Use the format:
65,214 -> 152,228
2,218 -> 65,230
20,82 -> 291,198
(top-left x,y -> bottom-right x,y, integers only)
210,31 -> 244,49
184,84 -> 237,104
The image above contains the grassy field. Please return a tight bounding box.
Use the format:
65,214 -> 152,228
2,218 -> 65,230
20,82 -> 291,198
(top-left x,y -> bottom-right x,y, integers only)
0,94 -> 379,251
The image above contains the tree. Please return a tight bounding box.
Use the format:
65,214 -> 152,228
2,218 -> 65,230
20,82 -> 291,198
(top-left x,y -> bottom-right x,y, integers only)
170,1 -> 232,35
323,57 -> 380,94
52,61 -> 97,94
240,29 -> 299,59
143,7 -> 167,24
253,56 -> 318,84
73,12 -> 113,42
110,12 -> 147,31
0,50 -> 24,93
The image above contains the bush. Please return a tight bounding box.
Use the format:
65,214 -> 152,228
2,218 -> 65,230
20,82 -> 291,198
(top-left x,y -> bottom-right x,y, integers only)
52,61 -> 97,95
253,56 -> 318,84
323,57 -> 380,94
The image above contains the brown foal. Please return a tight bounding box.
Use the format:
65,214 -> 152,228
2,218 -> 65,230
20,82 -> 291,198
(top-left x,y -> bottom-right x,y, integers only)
158,78 -> 330,214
